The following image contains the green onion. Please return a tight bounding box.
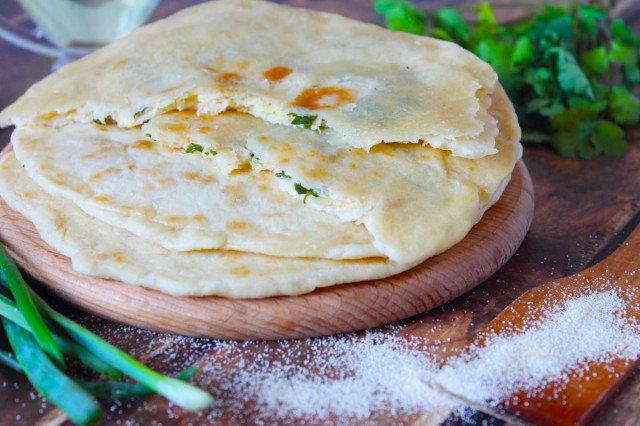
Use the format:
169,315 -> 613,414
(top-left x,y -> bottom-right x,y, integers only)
80,380 -> 152,400
0,291 -> 121,379
0,248 -> 64,367
22,287 -> 213,411
79,367 -> 199,400
185,142 -> 204,153
0,246 -> 214,417
49,311 -> 213,410
0,348 -> 22,372
3,319 -> 103,425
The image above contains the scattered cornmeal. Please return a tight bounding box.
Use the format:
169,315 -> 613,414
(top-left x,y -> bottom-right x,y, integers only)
79,283 -> 640,423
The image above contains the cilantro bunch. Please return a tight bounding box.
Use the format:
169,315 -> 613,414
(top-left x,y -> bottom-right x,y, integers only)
372,1 -> 640,159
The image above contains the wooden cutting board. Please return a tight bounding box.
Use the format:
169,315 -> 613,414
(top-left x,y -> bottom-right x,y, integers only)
0,156 -> 533,340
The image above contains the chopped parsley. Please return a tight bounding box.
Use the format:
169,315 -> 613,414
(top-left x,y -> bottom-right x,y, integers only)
294,182 -> 319,204
289,113 -> 317,129
275,170 -> 291,179
185,143 -> 204,153
373,0 -> 640,159
204,149 -> 217,156
92,115 -> 112,125
133,106 -> 149,118
145,133 -> 152,138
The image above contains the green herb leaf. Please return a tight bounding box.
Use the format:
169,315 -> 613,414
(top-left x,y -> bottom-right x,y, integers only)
432,8 -> 470,42
473,2 -> 498,37
93,118 -> 104,125
609,39 -> 638,69
510,36 -> 534,70
289,113 -> 318,129
553,128 -> 599,159
275,170 -> 291,179
294,182 -> 319,203
610,85 -> 640,126
591,120 -> 628,156
612,18 -> 640,46
133,106 -> 149,119
372,1 -> 640,160
372,0 -> 425,34
185,143 -> 204,153
579,46 -> 609,76
553,48 -> 594,99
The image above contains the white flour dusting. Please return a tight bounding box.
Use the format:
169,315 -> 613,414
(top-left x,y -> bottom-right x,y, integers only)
434,289 -> 640,407
197,329 -> 457,424
84,287 -> 640,424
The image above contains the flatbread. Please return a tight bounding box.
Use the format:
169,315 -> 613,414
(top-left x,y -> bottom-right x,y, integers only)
0,0 -> 499,158
12,85 -> 519,265
11,123 -> 380,259
0,0 -> 523,299
0,152 -> 405,297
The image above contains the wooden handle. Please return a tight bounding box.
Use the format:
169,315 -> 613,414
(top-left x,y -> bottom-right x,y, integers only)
456,224 -> 640,425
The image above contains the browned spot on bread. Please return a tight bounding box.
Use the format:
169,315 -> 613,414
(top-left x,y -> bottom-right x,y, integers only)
229,164 -> 252,175
163,123 -> 188,133
95,251 -> 125,262
89,168 -> 120,182
230,264 -> 250,277
305,167 -> 328,179
262,66 -> 292,82
113,58 -> 130,69
228,221 -> 249,230
130,140 -> 154,150
292,87 -> 353,109
218,73 -> 240,84
165,216 -> 185,223
113,252 -> 125,262
179,172 -> 215,184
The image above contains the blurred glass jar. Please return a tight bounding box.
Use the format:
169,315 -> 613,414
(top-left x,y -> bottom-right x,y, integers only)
0,0 -> 159,69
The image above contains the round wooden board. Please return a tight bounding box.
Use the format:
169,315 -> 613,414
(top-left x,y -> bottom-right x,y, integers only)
0,157 -> 533,340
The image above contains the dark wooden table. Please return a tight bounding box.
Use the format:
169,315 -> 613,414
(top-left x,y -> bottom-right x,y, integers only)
0,0 -> 639,424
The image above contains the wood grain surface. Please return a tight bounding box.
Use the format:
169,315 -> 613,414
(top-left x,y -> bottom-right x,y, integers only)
0,153 -> 533,340
0,0 -> 639,425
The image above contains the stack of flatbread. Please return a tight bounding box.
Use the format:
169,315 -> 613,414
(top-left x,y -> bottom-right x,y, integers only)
0,0 -> 521,298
